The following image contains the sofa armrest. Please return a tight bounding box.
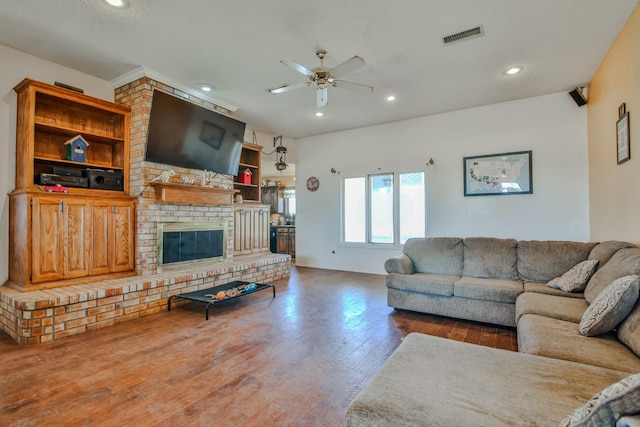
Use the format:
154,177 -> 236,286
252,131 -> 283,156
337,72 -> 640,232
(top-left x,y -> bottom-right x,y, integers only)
385,254 -> 414,274
618,416 -> 640,427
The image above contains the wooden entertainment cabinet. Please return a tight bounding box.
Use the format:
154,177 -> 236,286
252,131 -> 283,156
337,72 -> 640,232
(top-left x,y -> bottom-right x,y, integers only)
6,79 -> 137,291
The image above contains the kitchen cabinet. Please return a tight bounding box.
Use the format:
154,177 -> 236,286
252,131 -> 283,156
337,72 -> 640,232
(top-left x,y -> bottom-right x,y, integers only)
261,186 -> 280,213
276,227 -> 295,257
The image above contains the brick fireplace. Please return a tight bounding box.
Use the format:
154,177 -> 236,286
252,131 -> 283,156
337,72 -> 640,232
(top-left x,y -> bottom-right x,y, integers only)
0,76 -> 290,344
157,221 -> 227,271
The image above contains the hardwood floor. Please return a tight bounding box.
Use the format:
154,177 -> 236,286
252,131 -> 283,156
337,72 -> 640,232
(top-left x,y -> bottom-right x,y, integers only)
0,266 -> 517,426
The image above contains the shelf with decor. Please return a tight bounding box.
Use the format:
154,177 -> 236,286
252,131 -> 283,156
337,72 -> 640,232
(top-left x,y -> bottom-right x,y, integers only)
234,142 -> 262,202
6,78 -> 136,291
15,78 -> 130,191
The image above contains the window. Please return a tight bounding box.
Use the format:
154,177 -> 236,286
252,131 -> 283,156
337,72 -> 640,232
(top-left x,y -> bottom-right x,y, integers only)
284,188 -> 296,216
343,171 -> 425,245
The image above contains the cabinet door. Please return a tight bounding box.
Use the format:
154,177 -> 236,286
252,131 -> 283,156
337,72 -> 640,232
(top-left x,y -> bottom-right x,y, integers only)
111,199 -> 136,272
250,207 -> 263,252
287,231 -> 296,257
31,197 -> 91,283
259,207 -> 270,251
63,199 -> 92,279
249,206 -> 271,252
242,208 -> 254,254
31,197 -> 64,283
234,207 -> 253,254
276,228 -> 289,254
261,187 -> 279,213
90,201 -> 111,276
233,207 -> 243,253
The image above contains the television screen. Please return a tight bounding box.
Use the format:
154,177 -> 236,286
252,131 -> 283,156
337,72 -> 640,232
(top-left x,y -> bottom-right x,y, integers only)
145,90 -> 246,175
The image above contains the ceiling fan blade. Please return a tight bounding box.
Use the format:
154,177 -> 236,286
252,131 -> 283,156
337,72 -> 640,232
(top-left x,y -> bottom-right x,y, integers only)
333,80 -> 374,93
316,87 -> 328,107
281,59 -> 315,77
268,81 -> 312,94
330,56 -> 366,78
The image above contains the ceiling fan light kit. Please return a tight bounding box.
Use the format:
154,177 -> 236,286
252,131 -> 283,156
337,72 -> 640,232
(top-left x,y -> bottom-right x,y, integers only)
268,49 -> 373,107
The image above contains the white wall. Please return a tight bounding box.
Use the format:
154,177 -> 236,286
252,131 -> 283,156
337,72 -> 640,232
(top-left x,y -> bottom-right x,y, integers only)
0,44 -> 115,284
295,92 -> 590,275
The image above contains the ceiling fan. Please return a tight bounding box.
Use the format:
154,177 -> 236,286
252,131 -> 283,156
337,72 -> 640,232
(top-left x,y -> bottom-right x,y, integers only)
268,49 -> 373,107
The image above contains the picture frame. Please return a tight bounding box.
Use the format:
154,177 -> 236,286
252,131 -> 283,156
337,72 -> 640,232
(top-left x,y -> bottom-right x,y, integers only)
463,150 -> 532,197
616,111 -> 630,165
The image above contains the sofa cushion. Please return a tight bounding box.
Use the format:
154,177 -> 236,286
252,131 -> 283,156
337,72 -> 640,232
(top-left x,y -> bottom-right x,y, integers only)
579,276 -> 640,337
403,237 -> 463,276
524,282 -> 585,298
343,333 -> 630,427
517,314 -> 640,373
462,237 -> 518,280
560,373 -> 640,427
548,260 -> 599,293
454,277 -> 523,304
589,241 -> 637,270
386,273 -> 456,297
517,240 -> 597,283
617,415 -> 640,427
515,292 -> 587,323
618,299 -> 640,359
585,248 -> 640,304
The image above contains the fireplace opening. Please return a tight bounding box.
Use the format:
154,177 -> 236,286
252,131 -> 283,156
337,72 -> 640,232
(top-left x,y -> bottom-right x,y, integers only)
157,222 -> 227,271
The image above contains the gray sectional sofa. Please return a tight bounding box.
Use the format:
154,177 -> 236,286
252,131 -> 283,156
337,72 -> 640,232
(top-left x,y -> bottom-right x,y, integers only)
344,237 -> 640,426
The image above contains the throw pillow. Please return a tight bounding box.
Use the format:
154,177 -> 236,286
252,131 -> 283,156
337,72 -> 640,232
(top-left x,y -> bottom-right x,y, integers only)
579,275 -> 640,337
547,260 -> 599,292
559,373 -> 640,427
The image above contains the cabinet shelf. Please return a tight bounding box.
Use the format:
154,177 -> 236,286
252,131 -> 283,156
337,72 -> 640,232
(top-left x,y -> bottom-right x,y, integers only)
34,156 -> 125,171
233,143 -> 262,203
234,182 -> 258,188
35,122 -> 125,145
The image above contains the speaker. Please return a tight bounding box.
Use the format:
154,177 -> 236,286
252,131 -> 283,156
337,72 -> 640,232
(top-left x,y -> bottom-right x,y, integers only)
569,87 -> 587,107
86,168 -> 124,191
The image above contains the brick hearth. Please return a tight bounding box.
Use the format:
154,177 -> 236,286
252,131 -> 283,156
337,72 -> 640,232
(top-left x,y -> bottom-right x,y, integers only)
0,253 -> 290,344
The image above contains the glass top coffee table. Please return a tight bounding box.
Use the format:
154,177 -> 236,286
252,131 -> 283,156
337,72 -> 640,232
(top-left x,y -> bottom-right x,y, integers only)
167,280 -> 275,319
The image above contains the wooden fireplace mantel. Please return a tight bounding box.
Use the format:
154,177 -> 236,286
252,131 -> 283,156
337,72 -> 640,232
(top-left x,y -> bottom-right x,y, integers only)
151,182 -> 238,206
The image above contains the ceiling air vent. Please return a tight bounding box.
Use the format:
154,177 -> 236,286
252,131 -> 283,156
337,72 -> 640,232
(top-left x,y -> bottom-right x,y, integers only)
443,26 -> 484,45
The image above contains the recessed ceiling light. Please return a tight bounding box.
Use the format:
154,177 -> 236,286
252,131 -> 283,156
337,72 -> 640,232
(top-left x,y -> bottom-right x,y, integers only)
104,0 -> 128,8
504,66 -> 523,75
199,84 -> 214,92
386,95 -> 396,102
314,112 -> 324,117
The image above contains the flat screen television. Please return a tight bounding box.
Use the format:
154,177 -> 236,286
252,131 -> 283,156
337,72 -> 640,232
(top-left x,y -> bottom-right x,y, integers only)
145,90 -> 246,175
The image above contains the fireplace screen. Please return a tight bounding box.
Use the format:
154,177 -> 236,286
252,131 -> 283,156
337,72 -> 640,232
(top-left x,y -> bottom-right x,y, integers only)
157,222 -> 227,270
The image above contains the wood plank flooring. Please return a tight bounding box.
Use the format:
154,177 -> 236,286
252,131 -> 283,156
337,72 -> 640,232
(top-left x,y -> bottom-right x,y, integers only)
0,266 -> 517,426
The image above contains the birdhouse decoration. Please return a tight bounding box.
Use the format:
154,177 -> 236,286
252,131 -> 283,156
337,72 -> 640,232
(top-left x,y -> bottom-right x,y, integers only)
242,168 -> 253,184
64,135 -> 89,162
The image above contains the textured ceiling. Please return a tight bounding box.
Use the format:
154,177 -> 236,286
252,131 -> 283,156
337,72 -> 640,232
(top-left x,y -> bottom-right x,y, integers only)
0,0 -> 637,139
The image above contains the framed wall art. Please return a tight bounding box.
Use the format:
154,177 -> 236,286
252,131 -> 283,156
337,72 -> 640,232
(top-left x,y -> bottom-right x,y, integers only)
463,150 -> 532,196
617,105 -> 630,164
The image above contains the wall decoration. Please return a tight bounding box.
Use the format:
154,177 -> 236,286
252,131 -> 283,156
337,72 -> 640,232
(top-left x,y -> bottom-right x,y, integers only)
617,105 -> 630,165
306,176 -> 319,192
64,134 -> 89,162
463,150 -> 532,196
